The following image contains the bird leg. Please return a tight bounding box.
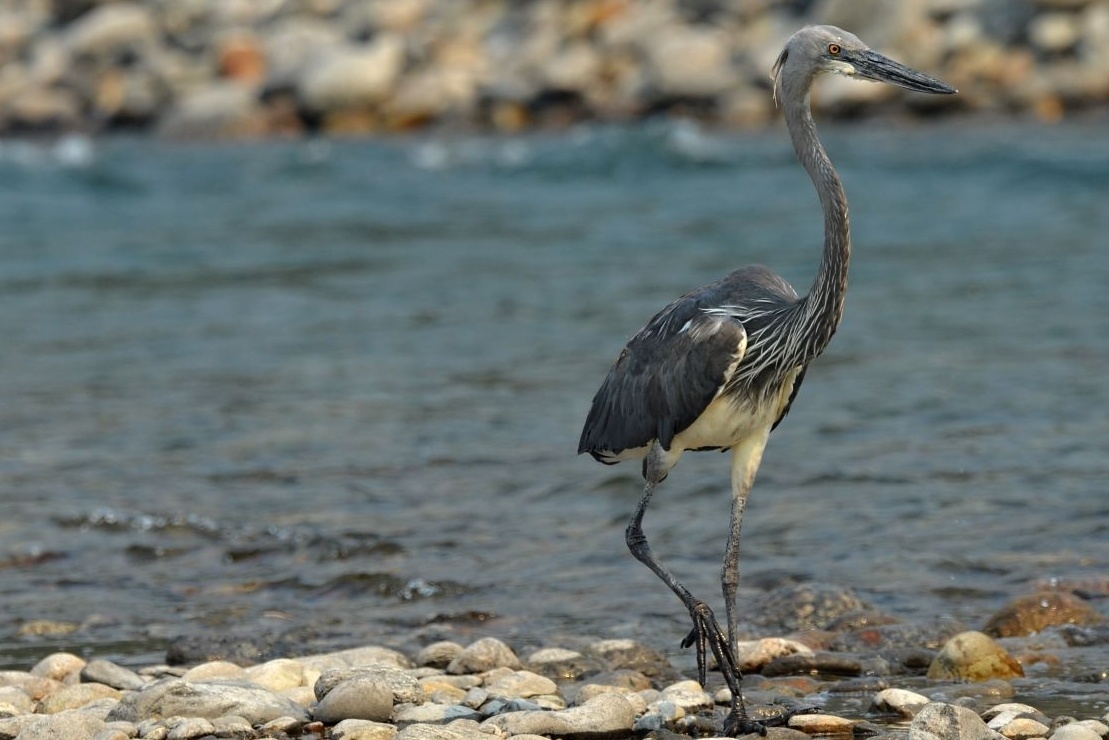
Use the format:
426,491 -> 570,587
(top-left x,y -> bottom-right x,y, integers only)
626,445 -> 752,734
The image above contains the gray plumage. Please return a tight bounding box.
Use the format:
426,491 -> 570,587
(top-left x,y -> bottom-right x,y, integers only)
578,25 -> 954,736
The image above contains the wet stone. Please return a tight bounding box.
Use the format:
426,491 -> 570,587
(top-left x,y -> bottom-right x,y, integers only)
927,631 -> 1024,681
910,701 -> 997,740
734,638 -> 814,673
525,648 -> 604,682
983,592 -> 1104,638
749,582 -> 871,632
870,687 -> 930,717
761,651 -> 863,678
788,712 -> 856,735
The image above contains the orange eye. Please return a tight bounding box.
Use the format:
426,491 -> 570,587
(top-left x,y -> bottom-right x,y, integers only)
828,43 -> 841,55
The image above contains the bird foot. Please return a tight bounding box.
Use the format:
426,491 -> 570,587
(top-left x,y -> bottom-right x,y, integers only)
679,599 -> 739,692
722,705 -> 820,738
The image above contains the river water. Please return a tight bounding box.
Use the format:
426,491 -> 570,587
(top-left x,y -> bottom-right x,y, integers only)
0,120 -> 1105,713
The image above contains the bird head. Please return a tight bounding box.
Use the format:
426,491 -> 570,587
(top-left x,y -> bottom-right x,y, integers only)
772,25 -> 956,105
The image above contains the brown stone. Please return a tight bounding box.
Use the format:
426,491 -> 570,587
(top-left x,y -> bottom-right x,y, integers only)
983,592 -> 1104,638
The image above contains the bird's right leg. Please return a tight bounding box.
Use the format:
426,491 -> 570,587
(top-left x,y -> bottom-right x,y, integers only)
625,445 -> 746,723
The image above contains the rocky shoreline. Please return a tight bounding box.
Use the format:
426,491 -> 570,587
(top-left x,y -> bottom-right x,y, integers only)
2,0 -> 1109,139
2,583 -> 1106,740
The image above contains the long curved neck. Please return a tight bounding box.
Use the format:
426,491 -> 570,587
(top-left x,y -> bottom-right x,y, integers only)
782,89 -> 850,357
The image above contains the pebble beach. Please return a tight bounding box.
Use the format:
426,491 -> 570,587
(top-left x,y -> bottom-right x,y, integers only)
2,0 -> 1109,138
3,581 -> 1107,739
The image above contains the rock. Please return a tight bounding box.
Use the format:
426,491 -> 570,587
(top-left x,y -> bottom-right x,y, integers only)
81,660 -> 146,691
64,2 -> 158,60
909,701 -> 999,740
573,684 -> 647,713
871,687 -> 930,717
1028,12 -> 1081,53
788,713 -> 857,735
106,678 -> 309,725
643,26 -> 734,98
164,716 -> 216,740
1049,722 -> 1106,740
990,716 -> 1050,739
332,718 -> 400,740
7,710 -> 108,740
300,646 -> 412,673
480,692 -> 637,738
762,651 -> 863,677
483,670 -> 557,699
157,82 -> 265,139
312,675 -> 395,724
181,661 -> 245,683
36,683 -> 121,714
446,638 -> 522,675
0,685 -> 35,715
927,631 -> 1024,681
659,680 -> 713,712
209,714 -> 255,738
587,639 -> 671,678
0,671 -> 61,701
244,658 -> 305,692
30,652 -> 86,681
749,582 -> 871,632
416,642 -> 464,669
525,648 -> 603,682
983,592 -> 1104,638
296,36 -> 406,115
393,703 -> 483,725
257,715 -> 306,735
396,718 -> 492,740
734,638 -> 814,672
315,666 -> 423,705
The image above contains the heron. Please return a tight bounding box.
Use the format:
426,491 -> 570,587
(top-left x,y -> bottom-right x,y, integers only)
578,25 -> 955,735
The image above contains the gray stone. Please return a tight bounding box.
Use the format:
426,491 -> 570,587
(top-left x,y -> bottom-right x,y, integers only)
315,666 -> 423,705
10,710 -> 107,740
415,642 -> 463,669
397,718 -> 497,740
30,652 -> 86,681
106,678 -> 309,725
81,660 -> 146,691
295,37 -> 406,114
1049,722 -> 1106,740
299,646 -> 412,673
394,703 -> 483,726
37,683 -> 121,714
908,702 -> 1001,740
165,716 -> 216,740
481,692 -> 637,739
483,670 -> 557,699
312,676 -> 394,724
64,3 -> 158,59
332,718 -> 400,740
209,714 -> 255,738
871,688 -> 930,717
446,638 -> 521,675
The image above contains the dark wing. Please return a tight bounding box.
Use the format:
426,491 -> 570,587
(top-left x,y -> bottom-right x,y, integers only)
578,295 -> 747,461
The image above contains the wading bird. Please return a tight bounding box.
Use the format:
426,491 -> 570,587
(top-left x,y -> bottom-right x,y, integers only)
578,26 -> 955,735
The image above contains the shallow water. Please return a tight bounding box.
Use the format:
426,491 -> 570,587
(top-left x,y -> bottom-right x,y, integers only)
0,120 -> 1105,714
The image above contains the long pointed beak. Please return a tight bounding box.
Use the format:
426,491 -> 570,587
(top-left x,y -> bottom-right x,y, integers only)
849,50 -> 957,94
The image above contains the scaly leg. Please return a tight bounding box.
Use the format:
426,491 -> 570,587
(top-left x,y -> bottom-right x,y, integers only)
627,445 -> 751,733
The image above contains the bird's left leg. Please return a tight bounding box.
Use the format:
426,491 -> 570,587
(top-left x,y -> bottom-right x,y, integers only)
626,445 -> 739,695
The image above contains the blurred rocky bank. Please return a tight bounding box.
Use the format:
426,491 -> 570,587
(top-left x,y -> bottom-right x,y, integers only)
1,0 -> 1108,139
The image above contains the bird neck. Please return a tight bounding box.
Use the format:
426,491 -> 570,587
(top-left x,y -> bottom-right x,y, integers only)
783,90 -> 850,356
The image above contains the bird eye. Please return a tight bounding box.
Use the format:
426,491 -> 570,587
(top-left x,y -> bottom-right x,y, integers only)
828,43 -> 841,55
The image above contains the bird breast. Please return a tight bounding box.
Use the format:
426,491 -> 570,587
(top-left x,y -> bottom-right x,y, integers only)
670,365 -> 803,455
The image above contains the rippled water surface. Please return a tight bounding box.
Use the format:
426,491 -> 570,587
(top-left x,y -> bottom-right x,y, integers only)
0,121 -> 1105,707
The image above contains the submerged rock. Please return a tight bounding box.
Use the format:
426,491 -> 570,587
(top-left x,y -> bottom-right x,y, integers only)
983,592 -> 1104,638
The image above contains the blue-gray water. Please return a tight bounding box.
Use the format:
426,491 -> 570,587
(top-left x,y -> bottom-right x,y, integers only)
0,121 -> 1106,708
